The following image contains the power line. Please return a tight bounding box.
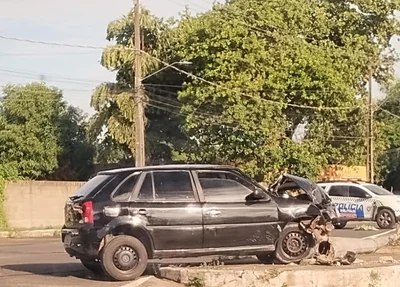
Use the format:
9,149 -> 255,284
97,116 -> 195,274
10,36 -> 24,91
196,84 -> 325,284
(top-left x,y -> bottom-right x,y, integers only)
0,35 -> 134,51
142,50 -> 360,111
377,106 -> 400,120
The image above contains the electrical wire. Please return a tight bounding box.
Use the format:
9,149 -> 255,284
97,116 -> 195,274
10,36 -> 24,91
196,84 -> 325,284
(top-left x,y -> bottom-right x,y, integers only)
142,50 -> 360,111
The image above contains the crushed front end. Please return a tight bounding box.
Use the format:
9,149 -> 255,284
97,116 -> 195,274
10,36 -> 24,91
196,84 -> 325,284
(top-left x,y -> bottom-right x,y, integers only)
268,174 -> 343,264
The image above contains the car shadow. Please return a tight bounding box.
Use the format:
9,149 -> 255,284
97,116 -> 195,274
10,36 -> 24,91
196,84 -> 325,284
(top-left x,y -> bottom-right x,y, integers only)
1,262 -> 111,281
1,262 -> 169,281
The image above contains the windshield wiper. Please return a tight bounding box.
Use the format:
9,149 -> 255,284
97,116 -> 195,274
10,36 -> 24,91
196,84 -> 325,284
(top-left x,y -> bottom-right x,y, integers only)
69,195 -> 84,201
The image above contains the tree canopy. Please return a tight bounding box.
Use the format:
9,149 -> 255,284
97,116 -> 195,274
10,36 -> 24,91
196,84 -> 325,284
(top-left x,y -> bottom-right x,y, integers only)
0,83 -> 94,180
88,0 -> 400,181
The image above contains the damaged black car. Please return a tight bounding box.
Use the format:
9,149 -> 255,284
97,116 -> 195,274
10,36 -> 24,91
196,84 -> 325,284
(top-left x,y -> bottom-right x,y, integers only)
61,164 -> 338,281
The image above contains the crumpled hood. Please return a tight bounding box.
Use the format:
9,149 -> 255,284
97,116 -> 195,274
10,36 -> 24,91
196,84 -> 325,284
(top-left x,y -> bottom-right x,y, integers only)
270,174 -> 331,206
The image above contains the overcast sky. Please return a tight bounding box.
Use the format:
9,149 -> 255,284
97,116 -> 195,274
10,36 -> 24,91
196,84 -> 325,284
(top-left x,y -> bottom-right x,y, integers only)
0,0 -> 395,115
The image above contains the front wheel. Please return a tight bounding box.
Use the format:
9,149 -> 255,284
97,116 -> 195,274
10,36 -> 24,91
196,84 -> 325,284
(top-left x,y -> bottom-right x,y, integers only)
274,223 -> 314,264
100,235 -> 148,281
256,253 -> 275,264
376,208 -> 396,229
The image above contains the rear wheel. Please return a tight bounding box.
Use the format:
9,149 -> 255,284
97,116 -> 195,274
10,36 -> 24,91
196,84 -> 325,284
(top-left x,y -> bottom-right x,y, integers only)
333,220 -> 347,229
100,235 -> 148,281
376,208 -> 396,229
274,223 -> 314,264
80,259 -> 104,274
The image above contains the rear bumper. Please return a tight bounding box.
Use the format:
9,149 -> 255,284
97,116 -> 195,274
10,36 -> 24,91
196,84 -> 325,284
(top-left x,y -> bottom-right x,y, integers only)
61,226 -> 101,260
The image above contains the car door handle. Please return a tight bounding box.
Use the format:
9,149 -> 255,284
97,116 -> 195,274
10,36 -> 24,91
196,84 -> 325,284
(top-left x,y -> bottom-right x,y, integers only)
206,210 -> 221,216
138,209 -> 147,215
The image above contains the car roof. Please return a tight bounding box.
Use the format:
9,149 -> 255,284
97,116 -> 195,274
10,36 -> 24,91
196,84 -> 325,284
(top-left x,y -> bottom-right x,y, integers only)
97,164 -> 239,175
317,179 -> 367,185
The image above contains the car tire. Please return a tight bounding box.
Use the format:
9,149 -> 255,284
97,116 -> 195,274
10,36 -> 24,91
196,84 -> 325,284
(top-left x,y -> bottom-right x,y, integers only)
274,223 -> 315,264
256,253 -> 275,264
376,208 -> 396,229
333,220 -> 347,229
80,259 -> 104,274
100,235 -> 148,281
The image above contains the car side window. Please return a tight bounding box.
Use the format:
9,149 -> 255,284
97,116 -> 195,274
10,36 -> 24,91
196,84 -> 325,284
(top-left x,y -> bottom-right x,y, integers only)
137,173 -> 153,200
328,185 -> 349,197
197,171 -> 254,202
137,171 -> 195,201
112,173 -> 140,201
349,186 -> 369,198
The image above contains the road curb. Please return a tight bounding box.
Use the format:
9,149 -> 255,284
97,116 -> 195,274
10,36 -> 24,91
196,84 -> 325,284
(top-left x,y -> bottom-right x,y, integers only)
160,264 -> 400,287
0,229 -> 61,238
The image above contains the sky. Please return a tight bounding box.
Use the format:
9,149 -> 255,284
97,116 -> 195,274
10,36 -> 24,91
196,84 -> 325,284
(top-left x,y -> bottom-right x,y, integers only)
0,0 -> 210,115
0,0 -> 396,116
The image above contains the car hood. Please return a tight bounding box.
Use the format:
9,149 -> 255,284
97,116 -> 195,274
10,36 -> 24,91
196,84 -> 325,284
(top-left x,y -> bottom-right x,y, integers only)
269,174 -> 331,206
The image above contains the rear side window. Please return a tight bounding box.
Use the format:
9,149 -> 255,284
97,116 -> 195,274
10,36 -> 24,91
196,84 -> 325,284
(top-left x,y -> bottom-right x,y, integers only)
137,171 -> 195,201
328,185 -> 349,197
112,173 -> 140,201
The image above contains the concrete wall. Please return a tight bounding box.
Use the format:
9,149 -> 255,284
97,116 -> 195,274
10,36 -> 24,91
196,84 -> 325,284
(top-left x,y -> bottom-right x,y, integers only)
4,180 -> 85,229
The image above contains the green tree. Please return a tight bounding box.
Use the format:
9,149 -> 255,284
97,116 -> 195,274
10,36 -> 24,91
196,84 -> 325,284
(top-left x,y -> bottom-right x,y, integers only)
0,83 -> 64,178
375,81 -> 400,190
0,83 -> 95,180
89,7 -> 187,165
172,0 -> 400,180
46,106 -> 95,181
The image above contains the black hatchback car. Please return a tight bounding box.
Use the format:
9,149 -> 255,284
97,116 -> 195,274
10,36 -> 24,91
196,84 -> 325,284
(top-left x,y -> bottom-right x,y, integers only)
61,164 -> 336,281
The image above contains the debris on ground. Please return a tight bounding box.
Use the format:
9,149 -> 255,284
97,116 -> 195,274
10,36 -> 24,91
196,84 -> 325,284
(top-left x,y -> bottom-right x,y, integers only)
353,225 -> 379,231
379,256 -> 398,264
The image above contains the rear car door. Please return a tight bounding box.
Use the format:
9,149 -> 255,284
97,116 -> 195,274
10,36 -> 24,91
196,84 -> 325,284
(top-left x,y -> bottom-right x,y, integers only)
130,169 -> 203,251
194,170 -> 280,249
348,185 -> 375,220
327,185 -> 367,220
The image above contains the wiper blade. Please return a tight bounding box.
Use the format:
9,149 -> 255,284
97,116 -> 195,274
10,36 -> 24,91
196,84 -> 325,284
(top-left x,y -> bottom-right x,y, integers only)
69,195 -> 83,200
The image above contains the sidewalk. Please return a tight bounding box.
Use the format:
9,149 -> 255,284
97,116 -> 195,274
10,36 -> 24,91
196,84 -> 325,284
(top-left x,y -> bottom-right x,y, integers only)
0,229 -> 60,238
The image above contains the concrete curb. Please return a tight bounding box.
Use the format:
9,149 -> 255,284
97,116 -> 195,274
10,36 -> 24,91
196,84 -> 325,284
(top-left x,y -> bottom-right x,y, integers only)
0,229 -> 61,238
160,264 -> 400,287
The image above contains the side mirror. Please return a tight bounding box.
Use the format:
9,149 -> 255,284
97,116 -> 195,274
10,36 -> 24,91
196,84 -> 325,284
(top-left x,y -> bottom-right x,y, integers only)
253,188 -> 266,200
364,193 -> 372,199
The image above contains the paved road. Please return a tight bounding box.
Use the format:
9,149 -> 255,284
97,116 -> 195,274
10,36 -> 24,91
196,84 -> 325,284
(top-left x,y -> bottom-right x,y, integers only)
0,223 -> 391,287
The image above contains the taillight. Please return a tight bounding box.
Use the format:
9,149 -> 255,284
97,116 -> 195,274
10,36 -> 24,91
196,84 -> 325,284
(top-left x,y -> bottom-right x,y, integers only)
81,201 -> 94,224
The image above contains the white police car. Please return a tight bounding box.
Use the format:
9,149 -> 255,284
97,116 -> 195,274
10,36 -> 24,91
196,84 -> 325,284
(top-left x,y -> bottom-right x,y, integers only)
317,181 -> 400,229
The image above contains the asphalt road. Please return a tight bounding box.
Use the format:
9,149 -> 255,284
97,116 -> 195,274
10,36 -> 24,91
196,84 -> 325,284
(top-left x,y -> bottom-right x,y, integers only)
0,223 -> 390,287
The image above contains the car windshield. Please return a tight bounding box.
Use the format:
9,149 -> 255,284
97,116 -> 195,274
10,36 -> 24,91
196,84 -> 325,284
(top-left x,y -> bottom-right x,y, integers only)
362,184 -> 393,196
71,174 -> 112,198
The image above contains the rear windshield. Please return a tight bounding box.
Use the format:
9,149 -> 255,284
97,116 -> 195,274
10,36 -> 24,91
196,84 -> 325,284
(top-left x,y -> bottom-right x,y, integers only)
71,174 -> 113,199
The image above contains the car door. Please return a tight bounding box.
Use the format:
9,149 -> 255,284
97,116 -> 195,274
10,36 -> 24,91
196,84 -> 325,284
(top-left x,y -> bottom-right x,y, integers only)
194,169 -> 280,249
130,169 -> 203,251
348,185 -> 375,220
327,185 -> 371,220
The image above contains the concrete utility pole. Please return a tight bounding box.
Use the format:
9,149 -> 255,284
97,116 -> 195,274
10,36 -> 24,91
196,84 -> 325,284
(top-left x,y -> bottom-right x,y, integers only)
133,0 -> 145,167
367,66 -> 374,183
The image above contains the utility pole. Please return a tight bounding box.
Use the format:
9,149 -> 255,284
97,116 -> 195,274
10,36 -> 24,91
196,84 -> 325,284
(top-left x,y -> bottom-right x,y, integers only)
133,0 -> 145,167
367,66 -> 374,183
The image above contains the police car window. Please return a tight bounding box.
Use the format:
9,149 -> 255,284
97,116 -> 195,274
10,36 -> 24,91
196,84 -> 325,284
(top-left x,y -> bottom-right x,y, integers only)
328,185 -> 349,197
348,186 -> 368,198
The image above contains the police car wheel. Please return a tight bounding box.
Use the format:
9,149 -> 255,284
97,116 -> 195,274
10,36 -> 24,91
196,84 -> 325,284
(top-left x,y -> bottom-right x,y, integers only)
334,220 -> 347,229
376,209 -> 396,229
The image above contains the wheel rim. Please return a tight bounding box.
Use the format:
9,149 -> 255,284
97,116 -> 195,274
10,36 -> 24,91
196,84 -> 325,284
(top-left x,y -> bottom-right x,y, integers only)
282,232 -> 308,259
379,212 -> 392,227
113,245 -> 139,271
